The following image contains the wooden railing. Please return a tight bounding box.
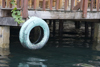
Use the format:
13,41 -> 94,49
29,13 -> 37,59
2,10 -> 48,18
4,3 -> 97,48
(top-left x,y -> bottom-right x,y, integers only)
1,0 -> 100,18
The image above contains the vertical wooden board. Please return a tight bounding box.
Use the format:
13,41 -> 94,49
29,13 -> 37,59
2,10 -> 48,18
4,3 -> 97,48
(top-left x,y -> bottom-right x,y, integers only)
83,0 -> 88,18
0,0 -> 2,6
90,0 -> 93,11
22,0 -> 28,18
43,0 -> 46,10
56,0 -> 59,10
50,0 -> 53,10
71,0 -> 74,10
64,0 -> 68,10
33,0 -> 36,9
36,0 -> 39,8
2,26 -> 10,48
0,27 -> 3,47
0,26 -> 10,48
59,0 -> 62,9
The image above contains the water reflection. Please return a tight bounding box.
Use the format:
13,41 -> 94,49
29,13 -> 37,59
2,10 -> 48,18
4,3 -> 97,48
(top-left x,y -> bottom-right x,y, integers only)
92,42 -> 100,51
0,48 -> 10,67
18,57 -> 47,67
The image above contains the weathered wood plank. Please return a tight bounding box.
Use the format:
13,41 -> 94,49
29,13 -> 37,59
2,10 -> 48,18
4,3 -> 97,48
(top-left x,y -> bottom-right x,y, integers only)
28,11 -> 100,19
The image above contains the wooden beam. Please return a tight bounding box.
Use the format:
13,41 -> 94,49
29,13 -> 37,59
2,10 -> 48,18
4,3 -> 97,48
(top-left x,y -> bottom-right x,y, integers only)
73,2 -> 81,10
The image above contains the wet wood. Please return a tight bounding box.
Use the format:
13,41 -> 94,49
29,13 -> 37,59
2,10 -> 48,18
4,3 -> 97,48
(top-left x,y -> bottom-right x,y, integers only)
91,23 -> 94,40
53,20 -> 56,37
85,22 -> 89,38
59,20 -> 63,37
75,21 -> 80,29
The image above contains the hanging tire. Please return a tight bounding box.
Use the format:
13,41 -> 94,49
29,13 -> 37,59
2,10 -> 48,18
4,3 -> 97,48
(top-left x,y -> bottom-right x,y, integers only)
19,17 -> 50,49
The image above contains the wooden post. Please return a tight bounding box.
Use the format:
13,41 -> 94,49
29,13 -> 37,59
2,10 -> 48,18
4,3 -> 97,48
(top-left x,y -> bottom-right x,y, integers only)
85,22 -> 89,38
0,26 -> 10,48
83,0 -> 88,18
50,0 -> 53,10
22,0 -> 28,18
59,20 -> 63,44
53,20 -> 56,37
90,0 -> 93,11
71,0 -> 74,11
97,0 -> 100,11
80,0 -> 83,11
2,0 -> 5,8
64,0 -> 68,10
43,0 -> 46,10
91,23 -> 94,41
17,0 -> 20,8
59,20 -> 63,37
33,0 -> 36,9
75,21 -> 80,29
93,22 -> 100,42
56,0 -> 59,10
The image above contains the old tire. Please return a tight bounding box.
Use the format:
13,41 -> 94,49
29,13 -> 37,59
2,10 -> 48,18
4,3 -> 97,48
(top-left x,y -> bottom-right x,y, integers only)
19,17 -> 50,49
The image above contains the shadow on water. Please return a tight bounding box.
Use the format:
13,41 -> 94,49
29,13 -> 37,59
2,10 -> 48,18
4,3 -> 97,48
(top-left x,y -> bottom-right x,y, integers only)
7,36 -> 100,67
2,25 -> 100,67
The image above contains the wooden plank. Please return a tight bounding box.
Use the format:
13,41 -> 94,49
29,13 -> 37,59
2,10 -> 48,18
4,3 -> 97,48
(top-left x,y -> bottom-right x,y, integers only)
9,0 -> 12,8
28,11 -> 100,19
97,0 -> 100,11
43,0 -> 46,10
90,0 -> 93,11
59,0 -> 62,9
2,0 -> 5,8
71,0 -> 74,10
22,0 -> 28,18
73,1 -> 81,10
17,0 -> 20,8
50,0 -> 53,10
33,0 -> 36,9
80,0 -> 83,11
64,0 -> 68,10
21,0 -> 24,9
56,0 -> 59,10
29,0 -> 32,8
83,0 -> 88,18
0,17 -> 99,26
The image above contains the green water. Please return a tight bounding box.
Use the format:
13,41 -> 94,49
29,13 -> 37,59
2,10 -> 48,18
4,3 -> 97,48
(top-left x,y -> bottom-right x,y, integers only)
0,36 -> 100,67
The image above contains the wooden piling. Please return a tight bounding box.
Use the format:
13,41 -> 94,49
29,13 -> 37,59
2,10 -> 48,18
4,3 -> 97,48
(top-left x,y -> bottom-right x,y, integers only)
85,22 -> 89,38
93,22 -> 100,42
59,20 -> 63,37
53,20 -> 56,37
75,21 -> 80,29
0,26 -> 10,48
91,23 -> 94,41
